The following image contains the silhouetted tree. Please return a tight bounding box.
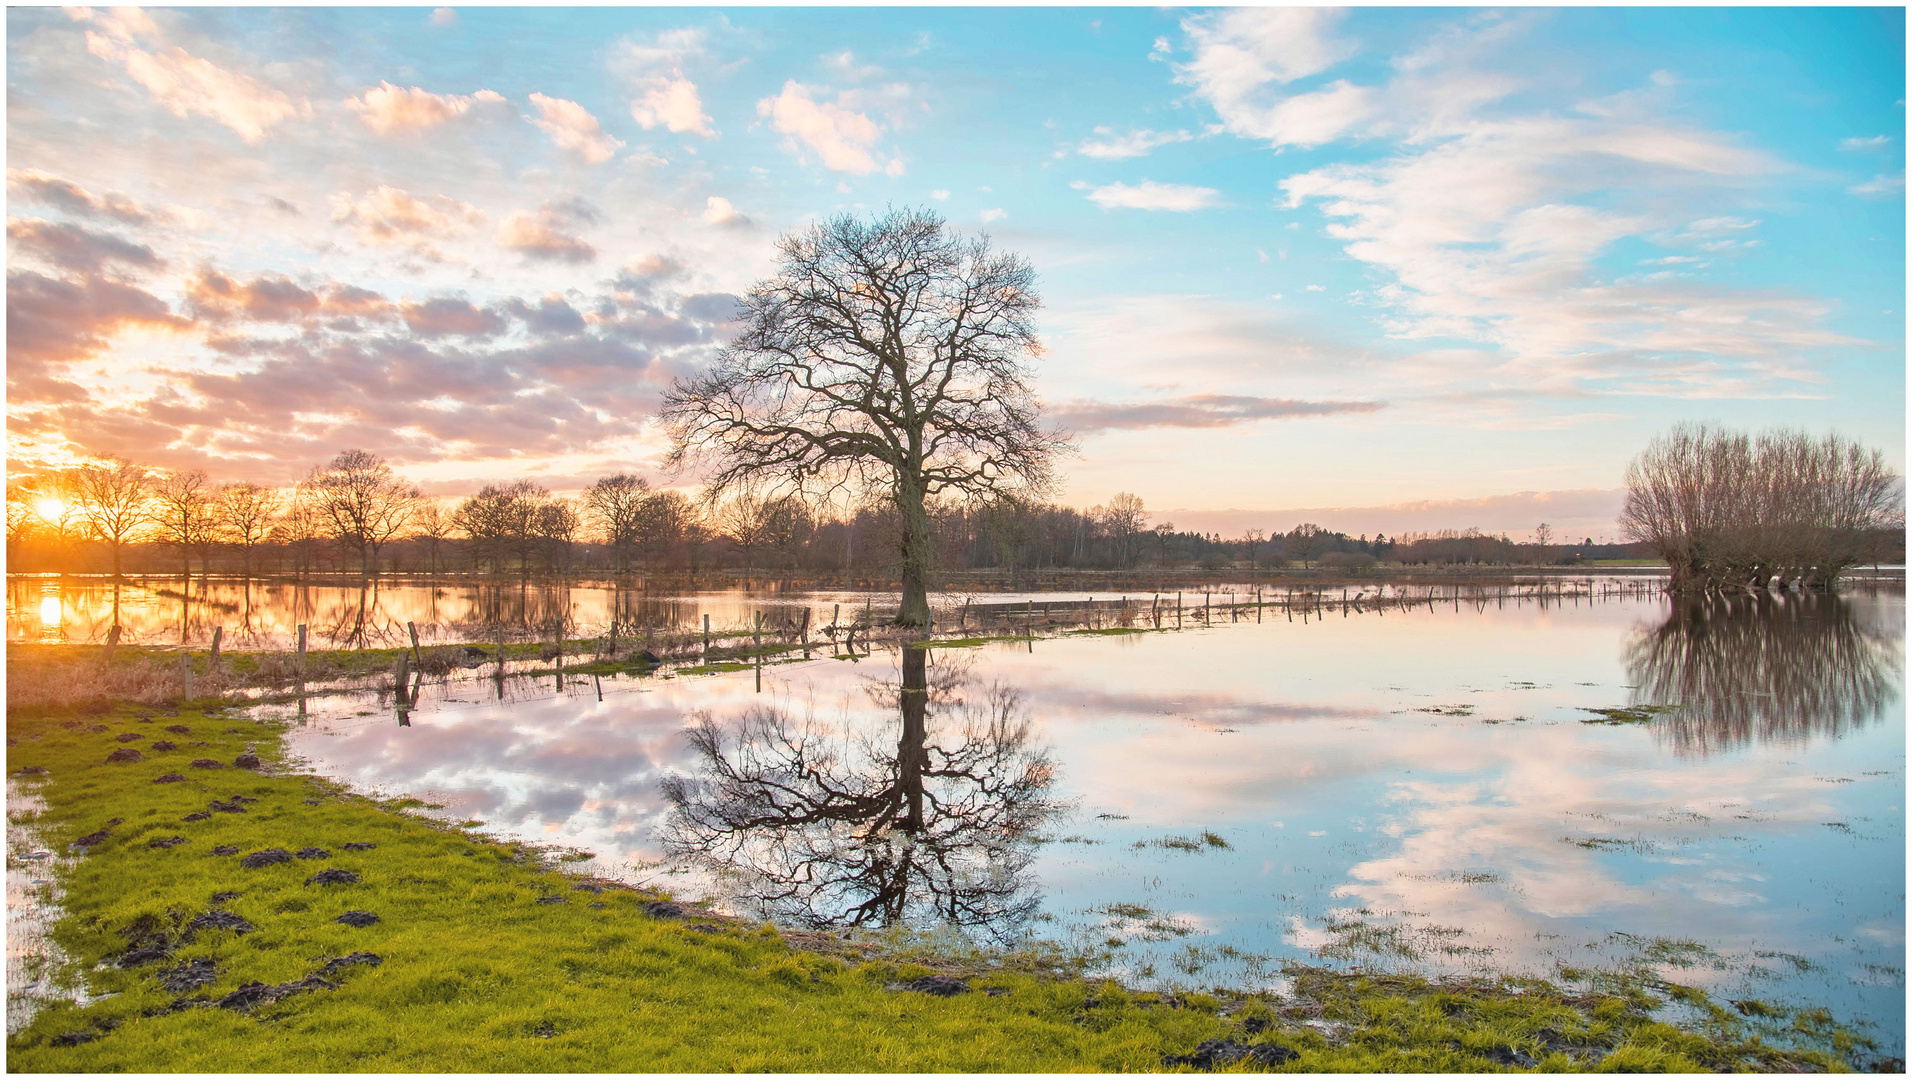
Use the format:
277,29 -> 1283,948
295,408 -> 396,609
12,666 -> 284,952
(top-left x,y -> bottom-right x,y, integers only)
302,449 -> 420,578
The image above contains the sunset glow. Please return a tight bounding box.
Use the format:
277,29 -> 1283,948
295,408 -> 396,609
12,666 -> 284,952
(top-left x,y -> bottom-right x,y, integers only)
4,6 -> 1903,537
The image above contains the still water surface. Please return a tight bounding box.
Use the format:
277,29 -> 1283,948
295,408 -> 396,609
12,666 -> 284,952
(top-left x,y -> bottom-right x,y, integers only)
249,586 -> 1903,1051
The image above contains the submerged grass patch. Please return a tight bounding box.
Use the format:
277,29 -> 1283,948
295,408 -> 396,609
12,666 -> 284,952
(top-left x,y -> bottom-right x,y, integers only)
3,694 -> 1877,1072
1579,705 -> 1679,725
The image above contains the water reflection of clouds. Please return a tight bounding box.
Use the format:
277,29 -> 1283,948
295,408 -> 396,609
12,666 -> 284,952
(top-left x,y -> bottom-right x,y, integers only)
273,588 -> 1904,1049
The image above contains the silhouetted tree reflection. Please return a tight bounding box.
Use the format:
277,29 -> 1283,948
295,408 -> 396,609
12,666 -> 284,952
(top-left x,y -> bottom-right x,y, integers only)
1629,591 -> 1903,756
660,647 -> 1062,940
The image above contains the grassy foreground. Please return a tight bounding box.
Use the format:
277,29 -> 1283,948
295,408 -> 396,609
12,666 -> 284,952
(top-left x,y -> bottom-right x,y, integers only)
4,696 -> 1867,1073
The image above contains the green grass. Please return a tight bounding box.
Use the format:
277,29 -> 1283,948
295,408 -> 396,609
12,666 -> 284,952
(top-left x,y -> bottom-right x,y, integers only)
3,697 -> 1869,1072
1579,705 -> 1678,725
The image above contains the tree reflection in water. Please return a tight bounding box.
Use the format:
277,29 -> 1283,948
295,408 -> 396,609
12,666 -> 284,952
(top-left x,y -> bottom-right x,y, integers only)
1629,590 -> 1904,756
660,647 -> 1062,941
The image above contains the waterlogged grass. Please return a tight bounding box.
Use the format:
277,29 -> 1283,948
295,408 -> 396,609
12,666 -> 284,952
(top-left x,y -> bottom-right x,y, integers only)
4,698 -> 1875,1072
1579,705 -> 1679,725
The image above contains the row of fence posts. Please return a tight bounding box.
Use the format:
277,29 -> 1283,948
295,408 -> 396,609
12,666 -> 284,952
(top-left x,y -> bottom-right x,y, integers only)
174,576 -> 1669,721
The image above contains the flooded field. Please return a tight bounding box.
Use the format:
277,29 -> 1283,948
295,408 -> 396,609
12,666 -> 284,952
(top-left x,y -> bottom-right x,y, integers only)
234,582 -> 1907,1055
10,573 -> 1670,651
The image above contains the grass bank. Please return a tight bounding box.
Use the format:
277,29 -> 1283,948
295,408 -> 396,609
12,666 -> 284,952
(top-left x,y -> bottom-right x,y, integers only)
4,696 -> 1876,1071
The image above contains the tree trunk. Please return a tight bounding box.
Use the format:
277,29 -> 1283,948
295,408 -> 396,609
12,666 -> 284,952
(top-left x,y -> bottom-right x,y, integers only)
895,477 -> 932,628
897,645 -> 928,832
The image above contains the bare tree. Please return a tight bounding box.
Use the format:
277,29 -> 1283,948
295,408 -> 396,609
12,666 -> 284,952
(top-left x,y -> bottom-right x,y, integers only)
1622,424 -> 1902,590
535,497 -> 581,575
584,474 -> 650,573
1099,492 -> 1147,568
151,469 -> 217,584
69,456 -> 152,579
215,481 -> 282,581
412,500 -> 453,577
663,208 -> 1070,627
302,449 -> 420,578
718,489 -> 777,578
635,489 -> 699,570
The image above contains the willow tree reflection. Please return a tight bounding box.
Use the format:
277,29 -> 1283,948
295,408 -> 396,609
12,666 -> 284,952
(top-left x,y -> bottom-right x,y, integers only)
660,647 -> 1062,940
1628,591 -> 1903,756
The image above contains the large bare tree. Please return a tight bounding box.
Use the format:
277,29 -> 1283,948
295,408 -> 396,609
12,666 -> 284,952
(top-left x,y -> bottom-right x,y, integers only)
151,469 -> 218,584
583,474 -> 650,573
215,481 -> 282,582
69,456 -> 151,579
1622,424 -> 1902,590
302,449 -> 420,578
663,208 -> 1070,627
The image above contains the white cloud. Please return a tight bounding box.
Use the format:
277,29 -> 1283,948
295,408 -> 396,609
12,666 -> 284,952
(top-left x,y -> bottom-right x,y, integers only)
430,7 -> 458,28
1174,8 -> 1372,146
497,199 -> 598,263
980,208 -> 1007,222
930,189 -> 950,201
1078,127 -> 1195,160
1278,110 -> 1842,397
1839,134 -> 1890,151
1305,284 -> 1324,291
1850,174 -> 1906,198
628,74 -> 714,137
330,185 -> 484,250
701,195 -> 748,226
1079,180 -> 1222,212
756,81 -> 900,175
527,93 -> 624,164
345,82 -> 505,135
76,8 -> 308,144
614,27 -> 716,138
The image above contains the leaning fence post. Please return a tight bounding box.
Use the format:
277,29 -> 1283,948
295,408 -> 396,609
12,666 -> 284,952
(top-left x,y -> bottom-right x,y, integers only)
703,614 -> 711,659
181,653 -> 193,700
407,621 -> 422,664
296,624 -> 307,674
210,626 -> 223,675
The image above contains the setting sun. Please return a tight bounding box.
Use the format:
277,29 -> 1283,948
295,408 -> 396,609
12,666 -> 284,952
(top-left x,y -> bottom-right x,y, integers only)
32,497 -> 65,524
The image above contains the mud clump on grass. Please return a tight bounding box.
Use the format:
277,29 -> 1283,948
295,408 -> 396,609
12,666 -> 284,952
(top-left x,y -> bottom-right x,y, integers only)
51,1031 -> 97,1047
152,773 -> 186,784
240,848 -> 293,868
217,975 -> 336,1012
164,725 -> 190,735
536,895 -> 566,905
234,751 -> 261,769
149,740 -> 177,751
114,733 -> 143,743
335,910 -> 380,928
182,812 -> 211,822
210,891 -> 240,903
645,900 -> 685,918
105,748 -> 144,764
189,758 -> 223,769
147,836 -> 188,849
212,845 -> 240,856
318,951 -> 382,977
899,975 -> 971,997
18,765 -> 48,776
295,847 -> 330,860
156,957 -> 218,994
305,868 -> 359,887
342,842 -> 376,851
188,910 -> 255,935
1162,1039 -> 1297,1069
209,798 -> 247,814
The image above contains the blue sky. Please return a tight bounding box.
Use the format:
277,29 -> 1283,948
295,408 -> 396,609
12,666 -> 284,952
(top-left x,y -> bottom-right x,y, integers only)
7,6 -> 1904,537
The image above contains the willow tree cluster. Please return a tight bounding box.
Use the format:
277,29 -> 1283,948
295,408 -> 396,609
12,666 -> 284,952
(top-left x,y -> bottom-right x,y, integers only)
1620,425 -> 1901,591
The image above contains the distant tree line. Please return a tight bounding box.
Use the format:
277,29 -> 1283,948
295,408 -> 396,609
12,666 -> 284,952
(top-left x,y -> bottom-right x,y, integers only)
17,444 -> 1891,583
